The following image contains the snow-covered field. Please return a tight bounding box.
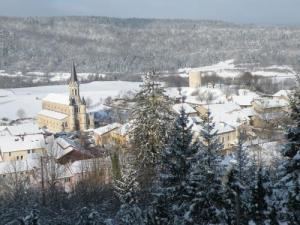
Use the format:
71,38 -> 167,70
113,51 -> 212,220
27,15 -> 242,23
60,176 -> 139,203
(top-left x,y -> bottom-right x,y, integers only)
179,59 -> 296,79
0,81 -> 141,120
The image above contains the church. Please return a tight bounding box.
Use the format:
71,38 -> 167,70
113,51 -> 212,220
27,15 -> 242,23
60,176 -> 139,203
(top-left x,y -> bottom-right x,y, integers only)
37,63 -> 94,133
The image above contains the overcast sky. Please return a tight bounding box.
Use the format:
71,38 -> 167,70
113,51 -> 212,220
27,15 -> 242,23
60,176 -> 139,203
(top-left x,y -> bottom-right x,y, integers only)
0,0 -> 299,25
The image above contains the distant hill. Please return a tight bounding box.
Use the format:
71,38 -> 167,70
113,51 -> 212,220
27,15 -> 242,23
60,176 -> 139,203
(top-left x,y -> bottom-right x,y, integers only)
0,16 -> 300,74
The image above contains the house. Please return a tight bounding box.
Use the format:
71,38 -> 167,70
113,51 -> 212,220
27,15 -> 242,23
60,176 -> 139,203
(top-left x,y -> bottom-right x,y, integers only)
251,98 -> 288,128
0,134 -> 46,161
190,119 -> 237,152
37,63 -> 94,133
56,157 -> 112,192
111,122 -> 132,146
0,154 -> 41,196
273,90 -> 292,101
53,137 -> 93,165
94,123 -> 122,146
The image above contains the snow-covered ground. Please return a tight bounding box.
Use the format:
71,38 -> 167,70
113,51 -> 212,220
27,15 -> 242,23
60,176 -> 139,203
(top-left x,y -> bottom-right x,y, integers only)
178,59 -> 296,79
0,81 -> 141,120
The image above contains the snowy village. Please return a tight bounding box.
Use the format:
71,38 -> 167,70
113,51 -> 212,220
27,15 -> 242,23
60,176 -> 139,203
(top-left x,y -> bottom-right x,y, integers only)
0,1 -> 300,225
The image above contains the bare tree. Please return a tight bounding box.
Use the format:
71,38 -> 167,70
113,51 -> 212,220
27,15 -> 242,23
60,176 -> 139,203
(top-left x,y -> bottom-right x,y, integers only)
16,108 -> 26,119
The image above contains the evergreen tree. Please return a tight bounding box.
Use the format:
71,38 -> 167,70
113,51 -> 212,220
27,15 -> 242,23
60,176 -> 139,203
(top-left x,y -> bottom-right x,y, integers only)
199,109 -> 223,172
183,110 -> 227,225
147,106 -> 198,225
223,164 -> 245,225
184,153 -> 227,225
249,168 -> 269,225
129,71 -> 174,189
114,164 -> 144,225
223,131 -> 250,224
273,77 -> 300,224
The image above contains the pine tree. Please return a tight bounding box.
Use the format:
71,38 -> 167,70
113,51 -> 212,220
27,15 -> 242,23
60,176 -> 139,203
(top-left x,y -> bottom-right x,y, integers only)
223,164 -> 245,225
184,153 -> 227,225
223,131 -> 250,224
275,77 -> 300,224
183,110 -> 227,225
147,106 -> 198,225
129,71 -> 174,189
114,164 -> 144,225
249,167 -> 269,225
199,109 -> 223,172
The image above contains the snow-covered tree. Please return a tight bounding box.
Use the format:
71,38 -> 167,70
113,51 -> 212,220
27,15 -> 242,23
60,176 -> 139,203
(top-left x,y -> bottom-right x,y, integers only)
199,109 -> 223,172
223,131 -> 250,224
114,164 -> 144,225
249,168 -> 269,225
129,71 -> 174,188
274,77 -> 300,224
183,110 -> 227,225
147,106 -> 198,224
184,153 -> 227,225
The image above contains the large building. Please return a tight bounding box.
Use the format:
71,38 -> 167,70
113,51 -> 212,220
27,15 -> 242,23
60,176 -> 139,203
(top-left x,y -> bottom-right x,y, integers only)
189,70 -> 202,88
37,63 -> 94,133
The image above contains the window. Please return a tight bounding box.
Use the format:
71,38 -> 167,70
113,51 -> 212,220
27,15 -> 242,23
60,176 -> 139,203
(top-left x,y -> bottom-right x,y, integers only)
27,150 -> 31,154
21,156 -> 23,160
228,135 -> 230,141
32,150 -> 35,153
222,137 -> 224,143
9,152 -> 11,157
17,156 -> 19,160
64,177 -> 71,183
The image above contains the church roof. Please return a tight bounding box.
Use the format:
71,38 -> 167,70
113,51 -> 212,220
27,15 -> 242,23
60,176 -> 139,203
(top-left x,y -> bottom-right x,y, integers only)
70,62 -> 78,82
38,109 -> 68,120
43,93 -> 69,105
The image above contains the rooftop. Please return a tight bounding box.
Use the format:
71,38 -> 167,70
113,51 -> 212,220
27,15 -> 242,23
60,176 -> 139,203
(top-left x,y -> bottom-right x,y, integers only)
172,103 -> 197,115
43,93 -> 69,105
0,134 -> 45,153
94,123 -> 122,136
38,109 -> 68,120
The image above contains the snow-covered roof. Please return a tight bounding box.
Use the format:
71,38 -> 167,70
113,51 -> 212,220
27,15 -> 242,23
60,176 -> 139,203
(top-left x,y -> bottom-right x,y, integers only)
38,109 -> 68,120
273,90 -> 292,98
57,157 -> 111,179
203,103 -> 241,114
43,93 -> 69,105
0,134 -> 45,153
191,121 -> 235,135
54,137 -> 79,160
94,123 -> 122,136
232,95 -> 257,107
172,103 -> 197,115
114,122 -> 133,136
253,98 -> 288,109
5,123 -> 44,136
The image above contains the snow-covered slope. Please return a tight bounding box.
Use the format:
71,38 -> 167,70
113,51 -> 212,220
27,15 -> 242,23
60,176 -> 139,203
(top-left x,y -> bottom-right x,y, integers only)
179,59 -> 296,79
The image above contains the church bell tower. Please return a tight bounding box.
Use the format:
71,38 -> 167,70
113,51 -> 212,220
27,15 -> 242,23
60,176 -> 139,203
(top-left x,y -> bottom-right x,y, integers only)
69,62 -> 81,104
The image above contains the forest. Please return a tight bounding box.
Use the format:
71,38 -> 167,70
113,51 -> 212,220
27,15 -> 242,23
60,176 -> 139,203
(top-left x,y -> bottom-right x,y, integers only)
1,16 -> 300,74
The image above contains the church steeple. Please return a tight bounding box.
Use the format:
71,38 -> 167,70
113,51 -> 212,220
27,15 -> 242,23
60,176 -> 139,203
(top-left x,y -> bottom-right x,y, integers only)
68,62 -> 81,103
70,61 -> 78,83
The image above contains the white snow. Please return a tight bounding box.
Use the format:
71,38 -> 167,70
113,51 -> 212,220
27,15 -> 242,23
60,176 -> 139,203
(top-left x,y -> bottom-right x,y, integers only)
178,59 -> 296,79
38,110 -> 68,120
43,93 -> 70,105
172,103 -> 197,115
0,81 -> 141,120
0,134 -> 45,153
94,123 -> 122,136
